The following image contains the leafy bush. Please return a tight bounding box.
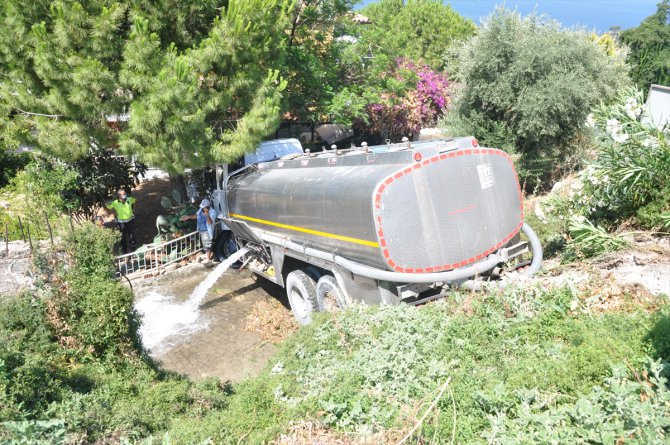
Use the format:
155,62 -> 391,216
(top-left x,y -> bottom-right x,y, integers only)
443,8 -> 630,186
0,294 -> 64,420
0,151 -> 31,188
53,223 -> 139,358
483,359 -> 670,444
328,0 -> 473,142
526,87 -> 669,258
330,59 -> 453,141
580,88 -> 670,229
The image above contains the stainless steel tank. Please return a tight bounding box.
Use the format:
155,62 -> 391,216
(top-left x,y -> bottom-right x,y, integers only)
225,139 -> 524,273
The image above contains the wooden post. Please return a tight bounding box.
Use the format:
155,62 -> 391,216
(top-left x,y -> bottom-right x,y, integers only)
44,211 -> 54,246
17,216 -> 25,242
4,223 -> 8,257
69,214 -> 75,234
26,223 -> 33,253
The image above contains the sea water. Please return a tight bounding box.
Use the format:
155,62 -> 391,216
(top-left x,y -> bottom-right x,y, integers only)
135,248 -> 249,353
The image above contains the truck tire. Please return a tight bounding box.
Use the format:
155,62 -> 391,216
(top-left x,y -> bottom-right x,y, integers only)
285,270 -> 319,325
316,275 -> 348,312
214,231 -> 241,269
304,266 -> 323,282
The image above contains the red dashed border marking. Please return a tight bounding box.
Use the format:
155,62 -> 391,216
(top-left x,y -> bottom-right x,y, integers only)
373,148 -> 525,273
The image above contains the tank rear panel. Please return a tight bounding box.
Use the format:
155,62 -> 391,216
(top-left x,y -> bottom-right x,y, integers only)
373,149 -> 523,272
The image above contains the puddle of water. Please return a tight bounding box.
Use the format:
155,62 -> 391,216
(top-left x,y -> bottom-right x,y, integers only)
135,248 -> 249,353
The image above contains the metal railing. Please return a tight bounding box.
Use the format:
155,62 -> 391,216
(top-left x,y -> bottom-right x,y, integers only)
114,230 -> 201,280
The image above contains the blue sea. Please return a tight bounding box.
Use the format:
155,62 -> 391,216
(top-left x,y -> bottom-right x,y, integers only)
356,1 -> 658,32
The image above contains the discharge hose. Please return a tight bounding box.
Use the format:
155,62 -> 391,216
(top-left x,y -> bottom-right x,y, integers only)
261,234 -> 503,284
262,222 -> 542,285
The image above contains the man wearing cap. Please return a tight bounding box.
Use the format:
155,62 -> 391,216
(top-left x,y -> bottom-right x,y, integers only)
181,199 -> 217,262
106,189 -> 137,253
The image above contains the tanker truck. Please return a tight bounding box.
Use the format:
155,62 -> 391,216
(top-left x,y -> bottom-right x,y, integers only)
207,137 -> 543,324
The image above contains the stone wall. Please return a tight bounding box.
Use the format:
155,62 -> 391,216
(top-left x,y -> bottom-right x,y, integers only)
0,240 -> 50,297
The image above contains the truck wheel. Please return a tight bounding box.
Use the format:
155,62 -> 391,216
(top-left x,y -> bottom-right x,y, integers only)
304,266 -> 323,282
316,275 -> 348,312
214,231 -> 241,269
285,270 -> 319,325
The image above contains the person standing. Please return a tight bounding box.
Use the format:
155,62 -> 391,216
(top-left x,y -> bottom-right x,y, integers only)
106,189 -> 137,253
181,198 -> 217,262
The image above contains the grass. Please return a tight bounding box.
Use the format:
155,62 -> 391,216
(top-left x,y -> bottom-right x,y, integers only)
167,285 -> 669,443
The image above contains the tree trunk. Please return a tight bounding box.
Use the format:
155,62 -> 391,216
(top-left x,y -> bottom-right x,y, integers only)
169,173 -> 189,204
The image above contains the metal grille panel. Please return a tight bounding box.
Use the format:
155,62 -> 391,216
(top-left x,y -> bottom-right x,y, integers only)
373,149 -> 523,272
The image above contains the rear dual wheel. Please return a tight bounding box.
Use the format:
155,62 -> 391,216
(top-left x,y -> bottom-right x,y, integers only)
286,270 -> 320,325
285,271 -> 348,325
316,275 -> 348,312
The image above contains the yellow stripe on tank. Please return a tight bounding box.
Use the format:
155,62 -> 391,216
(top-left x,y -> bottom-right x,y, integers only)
228,213 -> 379,248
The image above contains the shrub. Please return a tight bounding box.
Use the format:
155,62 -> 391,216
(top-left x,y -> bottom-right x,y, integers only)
580,88 -> 670,229
0,294 -> 64,420
482,359 -> 670,444
53,223 -> 140,358
64,222 -> 119,279
443,8 -> 630,186
329,59 -> 453,142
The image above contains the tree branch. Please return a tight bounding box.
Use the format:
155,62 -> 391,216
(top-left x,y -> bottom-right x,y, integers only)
15,108 -> 63,119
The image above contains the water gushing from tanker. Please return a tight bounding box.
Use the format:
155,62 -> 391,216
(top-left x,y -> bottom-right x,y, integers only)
186,248 -> 249,309
135,248 -> 249,353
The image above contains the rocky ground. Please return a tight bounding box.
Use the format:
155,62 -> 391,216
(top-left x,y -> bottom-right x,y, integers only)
0,239 -> 59,297
541,236 -> 670,299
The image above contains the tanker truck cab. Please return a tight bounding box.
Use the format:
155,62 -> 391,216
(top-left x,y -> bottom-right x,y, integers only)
214,136 -> 543,325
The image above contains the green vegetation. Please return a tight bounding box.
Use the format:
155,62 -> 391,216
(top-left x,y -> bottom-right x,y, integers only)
353,0 -> 476,71
581,88 -> 670,228
442,9 -> 629,186
621,0 -> 670,91
2,226 -> 669,443
2,2 -> 670,444
0,151 -> 145,241
0,225 -> 229,443
532,87 -> 670,259
328,0 -> 475,141
0,151 -> 30,188
281,0 -> 355,121
0,0 -> 291,172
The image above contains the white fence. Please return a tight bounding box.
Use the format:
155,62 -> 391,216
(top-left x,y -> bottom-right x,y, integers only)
114,230 -> 201,280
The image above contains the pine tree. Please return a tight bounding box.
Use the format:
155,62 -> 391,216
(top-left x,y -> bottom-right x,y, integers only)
120,0 -> 292,172
0,0 -> 292,173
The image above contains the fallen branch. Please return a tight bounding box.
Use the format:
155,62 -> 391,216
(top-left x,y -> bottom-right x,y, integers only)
396,377 -> 452,445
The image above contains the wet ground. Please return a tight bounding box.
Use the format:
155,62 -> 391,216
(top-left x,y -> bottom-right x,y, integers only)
134,264 -> 289,382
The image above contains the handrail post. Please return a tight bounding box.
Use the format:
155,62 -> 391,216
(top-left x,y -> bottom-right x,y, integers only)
44,211 -> 54,247
26,223 -> 33,253
17,216 -> 25,242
